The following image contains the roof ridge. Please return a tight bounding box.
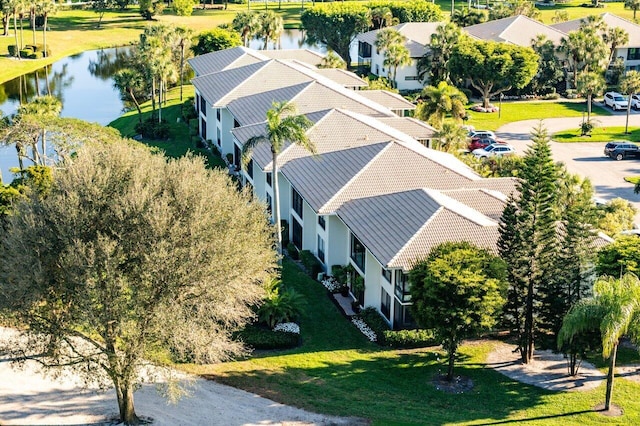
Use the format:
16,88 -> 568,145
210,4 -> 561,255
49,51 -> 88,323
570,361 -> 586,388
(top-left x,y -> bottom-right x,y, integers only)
423,189 -> 497,227
319,141 -> 395,213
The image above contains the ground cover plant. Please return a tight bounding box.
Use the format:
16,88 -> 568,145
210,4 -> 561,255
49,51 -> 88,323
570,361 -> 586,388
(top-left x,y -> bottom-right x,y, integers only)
109,85 -> 225,168
466,101 -> 610,131
182,259 -> 640,425
553,126 -> 640,143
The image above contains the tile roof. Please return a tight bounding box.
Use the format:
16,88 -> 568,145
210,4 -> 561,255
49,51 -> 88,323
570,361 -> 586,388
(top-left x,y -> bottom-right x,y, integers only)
465,15 -> 567,46
312,69 -> 368,88
226,80 -> 395,127
357,90 -> 416,111
259,49 -> 326,66
187,46 -> 267,76
192,61 -> 271,106
357,22 -> 442,57
551,13 -> 640,47
336,189 -> 501,271
375,117 -> 435,141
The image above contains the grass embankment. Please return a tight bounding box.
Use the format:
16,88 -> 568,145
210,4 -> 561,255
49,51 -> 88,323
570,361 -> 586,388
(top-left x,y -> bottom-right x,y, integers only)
0,3 -> 306,84
108,84 -> 225,168
554,126 -> 640,143
182,258 -> 640,426
466,101 -> 611,131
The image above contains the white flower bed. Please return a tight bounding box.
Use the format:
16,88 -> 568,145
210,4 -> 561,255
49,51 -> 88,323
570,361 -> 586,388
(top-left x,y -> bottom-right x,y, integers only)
351,317 -> 377,342
273,322 -> 300,334
321,277 -> 342,292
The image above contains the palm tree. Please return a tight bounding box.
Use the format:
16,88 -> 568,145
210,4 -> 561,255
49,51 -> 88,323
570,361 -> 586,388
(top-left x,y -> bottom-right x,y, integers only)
172,26 -> 193,102
370,6 -> 394,29
232,10 -> 259,47
433,121 -> 468,152
604,27 -> 628,66
257,11 -> 282,50
576,71 -> 605,122
558,274 -> 640,412
626,0 -> 640,21
241,101 -> 315,261
7,0 -> 21,58
38,0 -> 56,58
318,51 -> 346,69
416,81 -> 468,129
375,28 -> 410,88
620,71 -> 640,134
113,69 -> 145,123
417,22 -> 464,84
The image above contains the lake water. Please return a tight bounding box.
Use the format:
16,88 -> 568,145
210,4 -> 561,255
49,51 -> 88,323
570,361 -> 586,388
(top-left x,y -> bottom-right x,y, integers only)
0,30 -> 343,183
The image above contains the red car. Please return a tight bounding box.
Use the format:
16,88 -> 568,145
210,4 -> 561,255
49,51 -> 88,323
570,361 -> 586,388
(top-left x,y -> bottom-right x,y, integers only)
468,137 -> 504,151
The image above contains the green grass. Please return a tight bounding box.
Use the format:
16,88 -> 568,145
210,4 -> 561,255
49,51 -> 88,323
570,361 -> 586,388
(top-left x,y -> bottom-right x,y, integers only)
466,101 -> 611,131
553,126 -> 640,143
181,259 -> 640,425
108,84 -> 225,168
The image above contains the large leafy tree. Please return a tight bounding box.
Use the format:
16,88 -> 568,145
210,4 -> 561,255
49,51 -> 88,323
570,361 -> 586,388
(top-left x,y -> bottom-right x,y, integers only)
415,81 -> 467,129
369,0 -> 443,23
619,70 -> 640,134
191,27 -> 241,56
528,34 -> 564,96
559,274 -> 640,412
597,198 -> 637,237
0,141 -> 277,425
90,0 -> 116,28
410,241 -> 506,381
597,235 -> 640,277
301,3 -> 370,67
449,39 -> 538,108
498,123 -> 559,364
576,71 -> 606,122
241,101 -> 315,260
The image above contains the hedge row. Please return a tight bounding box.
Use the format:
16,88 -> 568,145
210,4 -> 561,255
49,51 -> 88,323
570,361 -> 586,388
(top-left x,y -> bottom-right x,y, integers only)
235,324 -> 300,350
358,307 -> 436,348
8,44 -> 51,59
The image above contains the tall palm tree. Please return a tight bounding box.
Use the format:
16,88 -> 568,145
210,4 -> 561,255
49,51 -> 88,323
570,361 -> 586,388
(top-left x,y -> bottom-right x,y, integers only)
625,0 -> 640,21
375,28 -> 409,88
558,274 -> 640,412
241,101 -> 315,260
38,0 -> 56,58
232,10 -> 259,47
370,7 -> 394,29
620,71 -> 640,134
576,71 -> 605,122
416,81 -> 468,129
257,11 -> 282,50
172,25 -> 193,102
417,22 -> 464,84
113,69 -> 145,123
604,27 -> 629,65
7,0 -> 21,58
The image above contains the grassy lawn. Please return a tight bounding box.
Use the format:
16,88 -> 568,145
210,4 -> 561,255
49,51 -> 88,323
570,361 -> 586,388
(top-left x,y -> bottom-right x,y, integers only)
466,101 -> 611,132
181,258 -> 640,426
553,126 -> 640,143
108,84 -> 225,168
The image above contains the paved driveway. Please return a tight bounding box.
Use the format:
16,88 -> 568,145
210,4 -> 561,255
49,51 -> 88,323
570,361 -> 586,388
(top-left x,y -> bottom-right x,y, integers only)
496,108 -> 640,223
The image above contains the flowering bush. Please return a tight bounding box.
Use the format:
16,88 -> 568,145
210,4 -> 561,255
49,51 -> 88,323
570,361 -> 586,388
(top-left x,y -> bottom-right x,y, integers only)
321,276 -> 343,293
351,317 -> 377,342
273,322 -> 300,334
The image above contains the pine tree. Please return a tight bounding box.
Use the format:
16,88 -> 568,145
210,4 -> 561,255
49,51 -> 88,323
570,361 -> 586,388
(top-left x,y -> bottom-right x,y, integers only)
498,122 -> 559,363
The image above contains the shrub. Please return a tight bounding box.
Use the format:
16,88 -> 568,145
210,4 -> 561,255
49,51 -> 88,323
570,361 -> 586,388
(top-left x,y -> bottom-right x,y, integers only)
26,44 -> 43,52
28,51 -> 43,59
234,324 -> 300,350
8,45 -> 17,57
225,153 -> 233,164
188,118 -> 198,136
182,100 -> 198,121
299,250 -> 323,278
20,48 -> 33,58
358,307 -> 437,348
286,242 -> 299,260
280,220 -> 289,246
331,265 -> 347,285
135,117 -> 171,140
257,279 -> 304,327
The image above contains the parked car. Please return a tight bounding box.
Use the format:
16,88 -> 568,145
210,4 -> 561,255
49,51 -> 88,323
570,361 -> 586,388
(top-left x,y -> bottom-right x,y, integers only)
604,92 -> 629,111
631,94 -> 640,110
472,143 -> 516,158
468,130 -> 496,139
605,142 -> 640,160
468,137 -> 501,151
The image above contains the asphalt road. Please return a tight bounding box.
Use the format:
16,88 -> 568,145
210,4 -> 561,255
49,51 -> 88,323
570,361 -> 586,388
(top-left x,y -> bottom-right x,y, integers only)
496,106 -> 640,224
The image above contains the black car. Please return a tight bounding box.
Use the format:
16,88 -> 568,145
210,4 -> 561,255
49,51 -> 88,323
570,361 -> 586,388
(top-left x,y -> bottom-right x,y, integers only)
605,142 -> 640,160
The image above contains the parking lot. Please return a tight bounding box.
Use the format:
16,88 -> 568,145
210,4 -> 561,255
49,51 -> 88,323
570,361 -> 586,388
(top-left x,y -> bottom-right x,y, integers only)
496,109 -> 640,224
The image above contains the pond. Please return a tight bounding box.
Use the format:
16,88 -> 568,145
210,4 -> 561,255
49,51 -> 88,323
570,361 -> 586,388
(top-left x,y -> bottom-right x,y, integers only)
0,29 -> 340,183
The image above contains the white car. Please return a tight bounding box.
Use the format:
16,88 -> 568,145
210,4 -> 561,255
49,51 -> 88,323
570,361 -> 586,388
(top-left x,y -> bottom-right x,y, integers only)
604,92 -> 629,111
468,130 -> 496,139
631,94 -> 640,110
472,143 -> 516,158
